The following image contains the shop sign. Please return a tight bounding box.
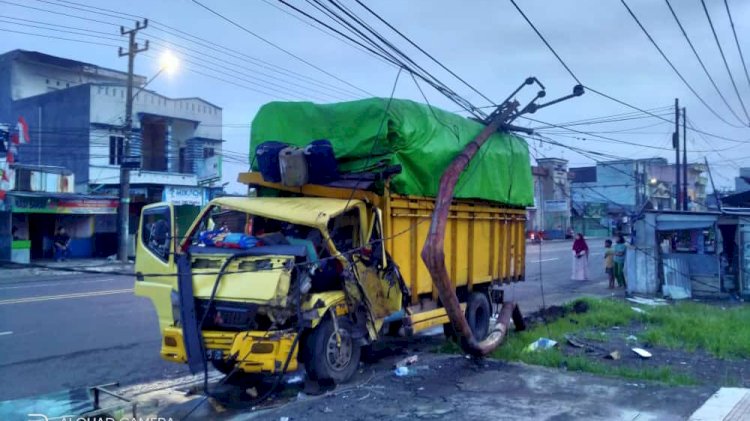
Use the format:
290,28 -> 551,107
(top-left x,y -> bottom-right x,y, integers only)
163,186 -> 205,205
10,195 -> 118,214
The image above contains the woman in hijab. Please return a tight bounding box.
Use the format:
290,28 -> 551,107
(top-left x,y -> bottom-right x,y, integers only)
571,233 -> 589,281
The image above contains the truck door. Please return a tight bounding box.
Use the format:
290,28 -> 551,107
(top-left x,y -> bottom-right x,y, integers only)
134,203 -> 178,332
353,208 -> 402,321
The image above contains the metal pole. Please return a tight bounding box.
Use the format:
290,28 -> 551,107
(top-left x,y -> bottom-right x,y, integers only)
705,157 -> 722,212
682,107 -> 688,211
117,20 -> 148,262
674,98 -> 680,211
37,106 -> 41,166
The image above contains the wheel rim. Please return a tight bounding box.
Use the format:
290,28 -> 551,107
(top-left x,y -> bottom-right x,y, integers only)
325,330 -> 353,372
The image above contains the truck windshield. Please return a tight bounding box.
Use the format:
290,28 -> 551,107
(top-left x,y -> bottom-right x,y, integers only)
188,205 -> 324,262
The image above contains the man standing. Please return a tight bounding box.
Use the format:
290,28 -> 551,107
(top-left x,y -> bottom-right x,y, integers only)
54,227 -> 71,261
613,235 -> 627,288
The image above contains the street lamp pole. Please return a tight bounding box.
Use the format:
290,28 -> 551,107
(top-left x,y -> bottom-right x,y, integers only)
117,19 -> 149,262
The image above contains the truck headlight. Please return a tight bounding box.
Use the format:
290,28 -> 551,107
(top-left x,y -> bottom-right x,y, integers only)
171,290 -> 181,326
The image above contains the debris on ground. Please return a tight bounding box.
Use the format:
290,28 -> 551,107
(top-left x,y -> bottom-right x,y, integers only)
394,366 -> 409,377
286,374 -> 305,384
627,297 -> 668,306
605,351 -> 621,360
566,335 -> 585,348
246,387 -> 258,398
525,338 -> 558,352
632,348 -> 652,359
394,355 -> 419,368
631,306 -> 646,314
626,335 -> 638,342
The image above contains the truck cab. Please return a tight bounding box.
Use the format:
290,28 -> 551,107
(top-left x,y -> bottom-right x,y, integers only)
135,196 -> 402,383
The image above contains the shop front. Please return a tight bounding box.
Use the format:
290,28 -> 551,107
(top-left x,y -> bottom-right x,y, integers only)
628,210 -> 750,299
2,192 -> 118,261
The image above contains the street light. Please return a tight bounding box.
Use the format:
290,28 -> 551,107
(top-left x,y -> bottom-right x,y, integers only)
132,51 -> 180,100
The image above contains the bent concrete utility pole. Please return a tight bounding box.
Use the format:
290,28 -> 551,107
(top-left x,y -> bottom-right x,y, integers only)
421,80 -> 583,356
117,20 -> 149,262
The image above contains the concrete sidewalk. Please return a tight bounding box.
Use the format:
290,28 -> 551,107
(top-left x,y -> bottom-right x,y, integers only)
0,258 -> 134,281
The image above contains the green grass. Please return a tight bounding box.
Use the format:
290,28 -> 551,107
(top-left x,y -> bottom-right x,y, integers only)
642,303 -> 750,359
438,297 -> 750,385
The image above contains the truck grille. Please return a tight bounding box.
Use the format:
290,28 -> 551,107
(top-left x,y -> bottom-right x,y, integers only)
195,299 -> 258,331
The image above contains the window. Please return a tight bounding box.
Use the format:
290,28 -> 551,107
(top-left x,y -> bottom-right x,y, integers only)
109,135 -> 124,165
142,207 -> 171,261
203,147 -> 215,158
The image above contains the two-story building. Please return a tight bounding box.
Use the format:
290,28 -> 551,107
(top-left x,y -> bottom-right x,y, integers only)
0,50 -> 224,254
527,158 -> 572,239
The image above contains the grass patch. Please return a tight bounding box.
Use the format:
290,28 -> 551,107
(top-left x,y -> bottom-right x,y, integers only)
643,303 -> 750,359
453,297 -> 750,385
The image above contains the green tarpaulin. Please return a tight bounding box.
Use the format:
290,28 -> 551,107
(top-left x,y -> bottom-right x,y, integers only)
250,98 -> 534,207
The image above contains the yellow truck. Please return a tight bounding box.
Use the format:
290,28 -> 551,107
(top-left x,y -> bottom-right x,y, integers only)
135,172 -> 527,383
135,98 -> 533,384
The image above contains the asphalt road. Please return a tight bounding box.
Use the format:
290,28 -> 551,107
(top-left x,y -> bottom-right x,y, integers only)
0,239 -> 614,401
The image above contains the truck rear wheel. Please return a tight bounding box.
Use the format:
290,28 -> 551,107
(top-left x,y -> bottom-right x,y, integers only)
305,316 -> 360,384
444,291 -> 491,341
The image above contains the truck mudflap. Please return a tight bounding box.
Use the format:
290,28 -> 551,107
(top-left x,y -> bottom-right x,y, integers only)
421,102 -> 525,357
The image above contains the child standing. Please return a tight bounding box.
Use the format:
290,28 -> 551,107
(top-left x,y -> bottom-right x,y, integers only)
604,239 -> 615,289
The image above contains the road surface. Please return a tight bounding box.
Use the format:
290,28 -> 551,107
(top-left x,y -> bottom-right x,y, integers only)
0,239 -> 613,401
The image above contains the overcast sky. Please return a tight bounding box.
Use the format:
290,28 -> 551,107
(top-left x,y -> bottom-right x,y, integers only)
1,0 -> 748,192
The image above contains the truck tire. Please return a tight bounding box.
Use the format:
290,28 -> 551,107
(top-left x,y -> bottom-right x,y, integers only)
444,292 -> 491,341
466,292 -> 491,341
305,316 -> 361,384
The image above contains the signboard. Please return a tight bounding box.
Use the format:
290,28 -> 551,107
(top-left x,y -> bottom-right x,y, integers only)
163,186 -> 205,206
197,155 -> 221,183
544,199 -> 568,212
9,194 -> 118,214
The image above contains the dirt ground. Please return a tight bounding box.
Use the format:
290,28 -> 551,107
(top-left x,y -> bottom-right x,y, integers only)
151,328 -> 716,421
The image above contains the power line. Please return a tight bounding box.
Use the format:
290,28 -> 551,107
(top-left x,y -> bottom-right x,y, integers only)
700,0 -> 750,124
190,0 -> 374,97
724,0 -> 750,94
620,0 -> 746,129
507,0 -> 582,85
584,86 -> 748,144
664,0 -> 748,126
0,25 -> 120,48
353,0 -> 496,106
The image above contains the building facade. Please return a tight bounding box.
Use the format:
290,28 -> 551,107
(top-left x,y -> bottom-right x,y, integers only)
0,50 -> 224,254
735,168 -> 750,194
570,158 -> 709,237
527,158 -> 571,239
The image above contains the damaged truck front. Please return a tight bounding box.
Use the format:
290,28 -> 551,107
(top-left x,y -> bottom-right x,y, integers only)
135,196 -> 399,383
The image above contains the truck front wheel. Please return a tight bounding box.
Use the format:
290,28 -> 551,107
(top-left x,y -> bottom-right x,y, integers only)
305,316 -> 361,384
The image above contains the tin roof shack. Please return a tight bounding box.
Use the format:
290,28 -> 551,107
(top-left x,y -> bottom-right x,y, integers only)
629,210 -> 750,299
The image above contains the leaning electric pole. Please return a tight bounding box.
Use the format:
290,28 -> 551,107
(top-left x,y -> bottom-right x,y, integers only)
117,20 -> 149,262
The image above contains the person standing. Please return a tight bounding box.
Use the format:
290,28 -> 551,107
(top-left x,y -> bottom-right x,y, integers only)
604,239 -> 615,288
613,235 -> 627,288
54,227 -> 71,262
571,233 -> 589,281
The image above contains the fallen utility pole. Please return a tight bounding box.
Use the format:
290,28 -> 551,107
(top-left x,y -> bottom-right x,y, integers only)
117,20 -> 149,262
421,80 -> 584,356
